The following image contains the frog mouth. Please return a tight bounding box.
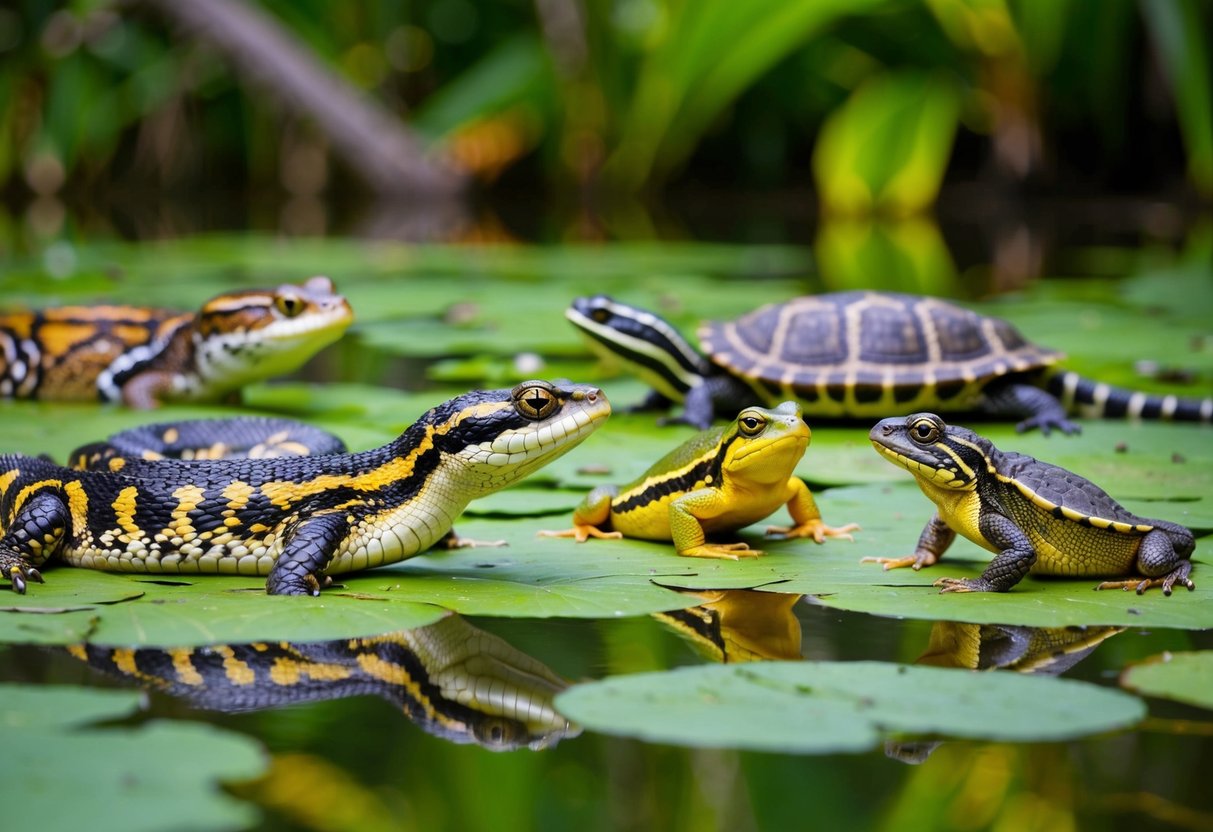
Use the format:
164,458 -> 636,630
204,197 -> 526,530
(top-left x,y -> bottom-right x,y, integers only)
732,433 -> 808,463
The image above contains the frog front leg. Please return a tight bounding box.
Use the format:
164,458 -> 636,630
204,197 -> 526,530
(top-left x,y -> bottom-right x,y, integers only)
0,492 -> 68,593
537,485 -> 623,543
670,488 -> 761,560
862,512 -> 954,571
934,512 -> 1037,593
266,512 -> 349,596
766,477 -> 859,543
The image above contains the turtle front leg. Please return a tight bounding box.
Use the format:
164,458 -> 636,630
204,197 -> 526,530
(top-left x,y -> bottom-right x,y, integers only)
537,485 -> 622,543
934,512 -> 1036,593
266,512 -> 348,596
863,513 -> 953,571
979,380 -> 1080,435
767,477 -> 859,543
670,488 -> 761,560
666,376 -> 753,430
0,492 -> 69,593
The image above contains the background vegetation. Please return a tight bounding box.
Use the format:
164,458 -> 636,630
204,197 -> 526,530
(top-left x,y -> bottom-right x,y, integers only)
2,0 -> 1210,220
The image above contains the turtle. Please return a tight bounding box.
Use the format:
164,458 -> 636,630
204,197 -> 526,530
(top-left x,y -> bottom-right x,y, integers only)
565,291 -> 1213,433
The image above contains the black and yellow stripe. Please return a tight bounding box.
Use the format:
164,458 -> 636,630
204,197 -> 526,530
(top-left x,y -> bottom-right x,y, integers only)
867,412 -> 1196,593
0,381 -> 609,595
67,615 -> 577,750
569,292 -> 1213,433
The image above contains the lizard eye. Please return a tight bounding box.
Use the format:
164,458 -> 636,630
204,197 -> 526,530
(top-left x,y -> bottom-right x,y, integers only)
738,413 -> 765,436
513,383 -> 558,420
275,293 -> 305,318
909,417 -> 940,444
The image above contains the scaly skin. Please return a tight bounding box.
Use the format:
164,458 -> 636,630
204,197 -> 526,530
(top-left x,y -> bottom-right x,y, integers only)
0,381 -> 609,595
540,402 -> 858,559
864,412 -> 1196,595
0,276 -> 353,407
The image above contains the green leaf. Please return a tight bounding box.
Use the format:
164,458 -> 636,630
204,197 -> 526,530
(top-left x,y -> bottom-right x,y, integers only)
555,661 -> 1146,753
0,571 -> 448,647
1120,651 -> 1213,711
1141,0 -> 1213,196
1,683 -> 265,832
813,72 -> 961,215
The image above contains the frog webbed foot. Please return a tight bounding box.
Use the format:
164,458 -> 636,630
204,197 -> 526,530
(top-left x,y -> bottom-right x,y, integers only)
767,519 -> 859,544
862,549 -> 940,572
679,542 -> 763,560
536,525 -> 621,544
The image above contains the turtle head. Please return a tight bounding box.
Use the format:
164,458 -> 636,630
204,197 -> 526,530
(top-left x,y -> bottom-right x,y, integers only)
566,296 -> 712,402
869,413 -> 991,490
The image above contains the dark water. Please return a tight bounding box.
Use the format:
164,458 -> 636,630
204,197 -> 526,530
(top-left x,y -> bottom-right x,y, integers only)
4,598 -> 1212,831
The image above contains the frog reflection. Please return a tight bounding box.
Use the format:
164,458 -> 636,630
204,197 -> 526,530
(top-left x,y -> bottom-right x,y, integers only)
655,589 -> 803,663
64,614 -> 579,751
886,621 -> 1124,764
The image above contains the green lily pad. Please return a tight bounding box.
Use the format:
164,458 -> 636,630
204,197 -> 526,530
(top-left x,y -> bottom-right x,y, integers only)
1,683 -> 265,832
0,571 -> 448,647
1119,651 -> 1213,710
464,486 -> 585,517
555,661 -> 1146,753
659,483 -> 1213,629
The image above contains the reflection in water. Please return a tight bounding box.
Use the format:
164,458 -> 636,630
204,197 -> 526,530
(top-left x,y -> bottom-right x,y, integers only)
887,621 -> 1124,764
655,589 -> 803,663
64,614 -> 579,751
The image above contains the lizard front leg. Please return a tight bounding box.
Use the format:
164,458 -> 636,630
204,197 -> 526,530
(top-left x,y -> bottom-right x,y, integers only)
266,512 -> 349,596
0,492 -> 69,593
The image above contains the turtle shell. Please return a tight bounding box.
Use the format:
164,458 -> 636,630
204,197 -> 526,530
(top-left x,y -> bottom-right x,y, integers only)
698,291 -> 1063,416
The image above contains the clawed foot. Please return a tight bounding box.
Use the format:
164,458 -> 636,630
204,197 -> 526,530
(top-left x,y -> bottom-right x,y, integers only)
1,550 -> 44,595
1095,573 -> 1195,596
766,519 -> 860,544
1015,415 -> 1081,436
4,563 -> 44,595
536,526 -> 622,544
441,534 -> 508,549
267,573 -> 332,596
861,550 -> 940,571
932,576 -> 995,593
678,542 -> 763,560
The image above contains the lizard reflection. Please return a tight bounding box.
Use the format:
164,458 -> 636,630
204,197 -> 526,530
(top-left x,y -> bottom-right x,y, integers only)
64,614 -> 579,751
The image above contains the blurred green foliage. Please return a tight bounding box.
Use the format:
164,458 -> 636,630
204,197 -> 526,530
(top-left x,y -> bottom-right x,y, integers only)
1,0 -> 1210,206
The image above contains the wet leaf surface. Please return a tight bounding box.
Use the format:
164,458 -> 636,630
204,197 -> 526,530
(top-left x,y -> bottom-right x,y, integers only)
555,661 -> 1147,753
0,683 -> 265,832
1119,650 -> 1213,710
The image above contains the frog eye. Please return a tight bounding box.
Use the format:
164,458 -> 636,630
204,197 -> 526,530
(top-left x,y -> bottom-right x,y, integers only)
275,292 -> 305,318
514,383 -> 558,420
738,413 -> 766,436
909,416 -> 941,444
